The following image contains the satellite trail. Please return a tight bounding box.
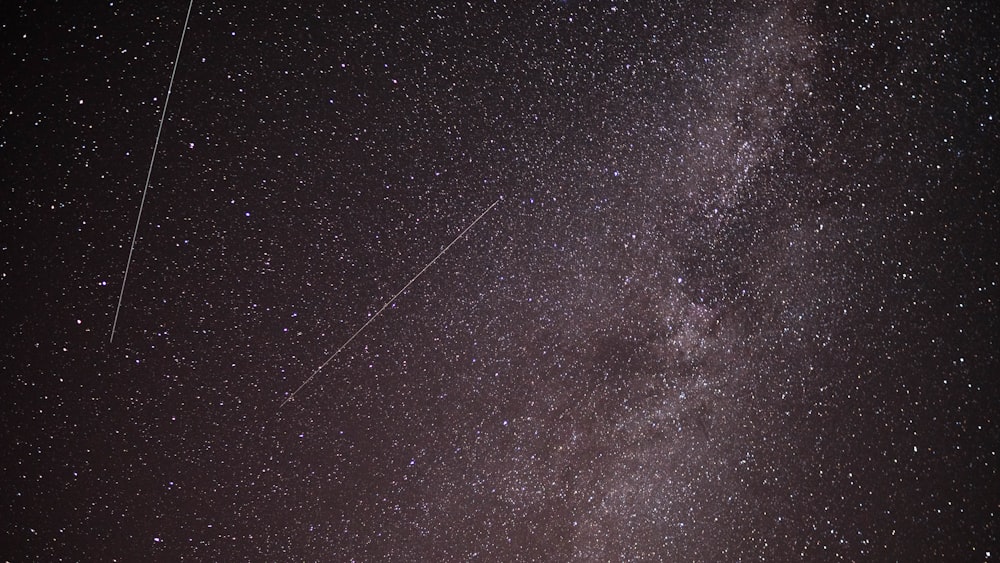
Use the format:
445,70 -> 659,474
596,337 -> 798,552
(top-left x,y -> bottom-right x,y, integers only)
280,197 -> 501,408
110,0 -> 195,344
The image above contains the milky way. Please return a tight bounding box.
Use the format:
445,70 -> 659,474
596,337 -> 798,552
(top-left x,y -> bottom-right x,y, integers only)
3,1 -> 998,560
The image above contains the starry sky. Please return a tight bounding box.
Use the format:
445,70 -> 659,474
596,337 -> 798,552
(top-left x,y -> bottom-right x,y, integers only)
3,1 -> 999,560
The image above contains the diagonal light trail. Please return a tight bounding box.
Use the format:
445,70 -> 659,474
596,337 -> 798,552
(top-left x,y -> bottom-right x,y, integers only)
110,0 -> 196,344
280,197 -> 501,409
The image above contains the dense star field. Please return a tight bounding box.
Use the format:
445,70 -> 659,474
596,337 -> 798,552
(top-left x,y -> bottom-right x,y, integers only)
3,1 -> 998,560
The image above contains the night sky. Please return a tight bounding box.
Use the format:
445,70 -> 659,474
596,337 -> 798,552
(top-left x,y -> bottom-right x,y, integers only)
3,1 -> 999,560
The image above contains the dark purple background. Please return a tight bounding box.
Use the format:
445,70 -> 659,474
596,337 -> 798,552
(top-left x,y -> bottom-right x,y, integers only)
3,1 -> 997,560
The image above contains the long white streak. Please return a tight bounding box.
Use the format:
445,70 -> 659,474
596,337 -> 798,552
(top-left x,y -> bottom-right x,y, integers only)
110,0 -> 195,344
280,198 -> 501,408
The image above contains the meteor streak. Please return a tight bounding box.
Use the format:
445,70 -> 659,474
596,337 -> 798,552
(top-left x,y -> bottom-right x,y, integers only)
279,197 -> 501,408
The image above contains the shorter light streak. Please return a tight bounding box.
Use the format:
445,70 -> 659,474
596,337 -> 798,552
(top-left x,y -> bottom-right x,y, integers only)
280,197 -> 501,408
